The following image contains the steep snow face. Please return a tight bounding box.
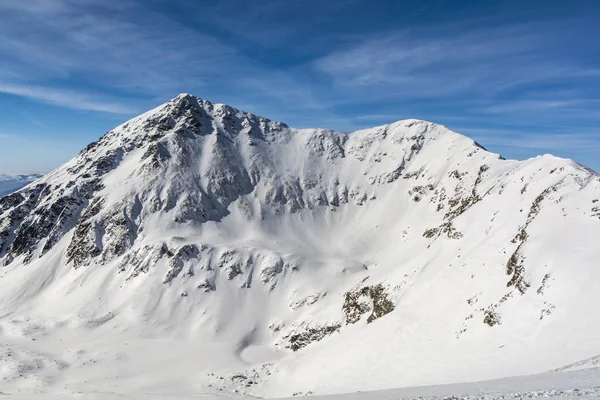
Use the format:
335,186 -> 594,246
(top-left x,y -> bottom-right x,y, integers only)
0,94 -> 599,397
0,173 -> 42,197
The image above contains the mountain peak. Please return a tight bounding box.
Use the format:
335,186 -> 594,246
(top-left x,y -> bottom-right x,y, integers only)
173,92 -> 196,100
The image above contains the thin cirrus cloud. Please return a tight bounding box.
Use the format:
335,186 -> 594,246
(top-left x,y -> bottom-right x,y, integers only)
2,0 -> 596,119
0,0 -> 338,122
0,83 -> 137,114
0,0 -> 252,108
455,127 -> 600,155
479,98 -> 600,118
501,134 -> 600,152
313,24 -> 590,100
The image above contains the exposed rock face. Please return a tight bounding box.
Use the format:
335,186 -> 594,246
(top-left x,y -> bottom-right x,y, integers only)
286,324 -> 342,352
343,283 -> 395,324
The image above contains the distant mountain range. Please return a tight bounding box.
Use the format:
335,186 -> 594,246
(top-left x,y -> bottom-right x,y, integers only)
0,173 -> 42,197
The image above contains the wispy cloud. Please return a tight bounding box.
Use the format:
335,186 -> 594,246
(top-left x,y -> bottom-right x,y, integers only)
0,0 -> 335,118
314,23 -> 588,99
354,114 -> 405,122
0,83 -> 137,114
456,127 -> 600,152
0,0 -> 244,96
480,98 -> 600,116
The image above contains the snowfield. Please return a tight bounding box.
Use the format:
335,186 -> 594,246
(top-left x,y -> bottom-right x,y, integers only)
0,94 -> 599,398
4,369 -> 600,399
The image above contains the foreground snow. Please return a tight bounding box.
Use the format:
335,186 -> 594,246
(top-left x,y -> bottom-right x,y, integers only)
4,368 -> 600,399
315,368 -> 600,400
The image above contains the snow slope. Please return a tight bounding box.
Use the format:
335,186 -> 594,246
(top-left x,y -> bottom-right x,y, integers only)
5,368 -> 600,399
0,173 -> 42,197
0,94 -> 599,398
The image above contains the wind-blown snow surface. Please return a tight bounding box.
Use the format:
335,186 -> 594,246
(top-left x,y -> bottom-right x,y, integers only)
0,94 -> 599,397
0,173 -> 42,197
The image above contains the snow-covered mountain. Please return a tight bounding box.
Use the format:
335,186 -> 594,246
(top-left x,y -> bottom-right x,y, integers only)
1,94 -> 599,397
0,173 -> 42,197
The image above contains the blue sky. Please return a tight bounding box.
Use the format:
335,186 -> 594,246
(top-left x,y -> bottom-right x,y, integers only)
1,0 -> 599,174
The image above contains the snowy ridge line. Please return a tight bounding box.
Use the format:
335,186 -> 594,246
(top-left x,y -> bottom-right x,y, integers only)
550,355 -> 600,373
